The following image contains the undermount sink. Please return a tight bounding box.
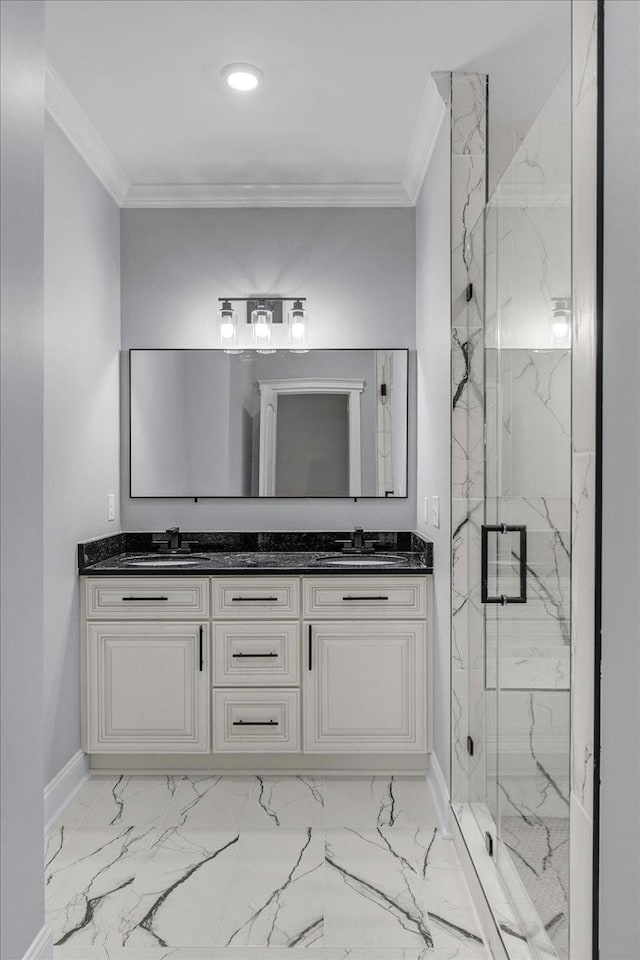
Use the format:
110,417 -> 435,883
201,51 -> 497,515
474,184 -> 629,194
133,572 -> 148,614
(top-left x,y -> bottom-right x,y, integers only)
126,554 -> 204,567
313,553 -> 410,567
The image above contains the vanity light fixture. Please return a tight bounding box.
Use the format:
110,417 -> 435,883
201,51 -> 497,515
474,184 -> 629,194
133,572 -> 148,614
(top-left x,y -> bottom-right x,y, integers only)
251,301 -> 275,352
221,62 -> 263,92
288,300 -> 310,352
217,300 -> 242,353
218,298 -> 307,352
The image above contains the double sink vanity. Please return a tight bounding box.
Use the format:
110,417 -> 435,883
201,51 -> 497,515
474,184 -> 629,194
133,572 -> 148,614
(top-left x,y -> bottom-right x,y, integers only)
79,528 -> 433,773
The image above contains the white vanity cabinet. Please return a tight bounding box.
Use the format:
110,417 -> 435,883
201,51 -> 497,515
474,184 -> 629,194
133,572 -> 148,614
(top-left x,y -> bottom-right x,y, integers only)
303,620 -> 426,752
81,572 -> 430,764
82,577 -> 210,754
85,620 -> 210,753
303,577 -> 428,753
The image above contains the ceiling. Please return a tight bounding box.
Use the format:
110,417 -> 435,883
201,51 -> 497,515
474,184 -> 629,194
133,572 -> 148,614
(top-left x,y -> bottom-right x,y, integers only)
45,0 -> 569,207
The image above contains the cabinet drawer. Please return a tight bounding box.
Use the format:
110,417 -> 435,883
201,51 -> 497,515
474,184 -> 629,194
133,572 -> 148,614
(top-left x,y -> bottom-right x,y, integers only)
303,577 -> 426,619
84,578 -> 209,619
213,622 -> 299,685
213,689 -> 299,752
213,578 -> 299,618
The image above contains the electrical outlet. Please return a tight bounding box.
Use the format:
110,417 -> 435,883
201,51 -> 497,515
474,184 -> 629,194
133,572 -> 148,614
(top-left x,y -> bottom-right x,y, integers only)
107,494 -> 116,522
423,497 -> 430,524
431,496 -> 440,528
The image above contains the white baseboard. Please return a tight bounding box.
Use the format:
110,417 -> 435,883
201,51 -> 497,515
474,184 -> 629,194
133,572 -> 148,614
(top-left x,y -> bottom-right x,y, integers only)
22,925 -> 53,960
44,749 -> 89,832
427,751 -> 451,837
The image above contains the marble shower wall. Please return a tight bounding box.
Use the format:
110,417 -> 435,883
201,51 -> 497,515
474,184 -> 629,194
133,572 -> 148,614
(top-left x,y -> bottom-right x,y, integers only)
485,348 -> 572,693
569,2 -> 599,958
449,72 -> 488,807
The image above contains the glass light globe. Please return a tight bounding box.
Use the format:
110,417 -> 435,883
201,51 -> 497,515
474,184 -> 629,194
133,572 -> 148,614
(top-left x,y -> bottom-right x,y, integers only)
552,320 -> 570,340
291,320 -> 306,340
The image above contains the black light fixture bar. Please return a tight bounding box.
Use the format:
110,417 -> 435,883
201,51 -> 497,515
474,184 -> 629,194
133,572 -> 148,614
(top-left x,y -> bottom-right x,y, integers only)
217,297 -> 306,302
218,297 -> 306,327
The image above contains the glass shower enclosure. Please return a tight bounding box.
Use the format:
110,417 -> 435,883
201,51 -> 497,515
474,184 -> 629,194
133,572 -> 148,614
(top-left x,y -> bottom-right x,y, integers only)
452,67 -> 572,959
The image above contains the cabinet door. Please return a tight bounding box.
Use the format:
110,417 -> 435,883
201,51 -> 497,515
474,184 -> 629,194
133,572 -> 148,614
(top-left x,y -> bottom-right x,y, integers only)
86,622 -> 209,753
304,620 -> 426,753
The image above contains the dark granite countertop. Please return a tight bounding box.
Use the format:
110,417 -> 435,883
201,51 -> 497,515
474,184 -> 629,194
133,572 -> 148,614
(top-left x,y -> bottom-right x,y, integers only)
78,531 -> 433,576
80,550 -> 430,576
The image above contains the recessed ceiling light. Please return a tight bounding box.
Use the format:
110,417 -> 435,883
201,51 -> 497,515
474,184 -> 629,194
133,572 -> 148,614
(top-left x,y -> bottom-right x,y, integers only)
221,63 -> 263,92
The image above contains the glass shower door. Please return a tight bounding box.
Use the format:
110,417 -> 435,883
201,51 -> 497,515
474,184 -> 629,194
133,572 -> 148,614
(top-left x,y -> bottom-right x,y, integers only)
483,67 -> 572,959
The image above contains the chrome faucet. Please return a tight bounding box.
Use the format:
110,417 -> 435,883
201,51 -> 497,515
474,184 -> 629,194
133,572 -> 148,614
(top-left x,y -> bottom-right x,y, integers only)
336,526 -> 379,555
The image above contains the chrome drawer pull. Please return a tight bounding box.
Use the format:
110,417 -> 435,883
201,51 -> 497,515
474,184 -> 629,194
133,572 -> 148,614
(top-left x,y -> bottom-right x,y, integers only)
232,719 -> 279,726
231,596 -> 278,602
122,595 -> 169,601
232,652 -> 278,658
342,595 -> 389,601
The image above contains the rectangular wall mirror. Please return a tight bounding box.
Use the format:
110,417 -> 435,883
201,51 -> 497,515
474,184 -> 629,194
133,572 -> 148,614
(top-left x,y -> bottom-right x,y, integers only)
129,349 -> 409,499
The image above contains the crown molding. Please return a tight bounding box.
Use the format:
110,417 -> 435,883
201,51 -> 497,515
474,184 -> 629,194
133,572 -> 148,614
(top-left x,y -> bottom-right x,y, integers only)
45,62 -> 129,205
122,181 -> 412,208
402,74 -> 449,204
45,61 -> 440,209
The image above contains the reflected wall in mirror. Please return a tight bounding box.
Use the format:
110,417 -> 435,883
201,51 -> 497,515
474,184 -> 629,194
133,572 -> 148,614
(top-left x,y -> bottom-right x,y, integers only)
129,349 -> 408,498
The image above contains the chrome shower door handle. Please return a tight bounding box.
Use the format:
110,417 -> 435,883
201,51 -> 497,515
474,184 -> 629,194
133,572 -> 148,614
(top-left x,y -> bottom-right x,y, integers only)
481,524 -> 527,604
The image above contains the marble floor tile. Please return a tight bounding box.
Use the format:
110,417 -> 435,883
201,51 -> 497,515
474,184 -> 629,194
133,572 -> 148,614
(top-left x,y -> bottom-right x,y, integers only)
47,776 -> 490,960
80,776 -> 183,831
54,950 -> 480,960
411,827 -> 486,959
324,827 -> 433,950
47,776 -> 115,837
160,776 -> 252,832
45,778 -> 118,882
54,950 -> 213,959
216,827 -> 324,948
116,829 -> 241,949
324,776 -> 435,830
242,775 -> 325,828
46,822 -> 160,950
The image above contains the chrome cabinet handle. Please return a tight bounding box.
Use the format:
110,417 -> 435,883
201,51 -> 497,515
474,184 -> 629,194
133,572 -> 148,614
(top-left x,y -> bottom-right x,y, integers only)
308,624 -> 313,670
198,625 -> 204,671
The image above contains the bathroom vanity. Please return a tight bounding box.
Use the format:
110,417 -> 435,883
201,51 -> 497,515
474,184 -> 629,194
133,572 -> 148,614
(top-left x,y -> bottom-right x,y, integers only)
79,533 -> 433,773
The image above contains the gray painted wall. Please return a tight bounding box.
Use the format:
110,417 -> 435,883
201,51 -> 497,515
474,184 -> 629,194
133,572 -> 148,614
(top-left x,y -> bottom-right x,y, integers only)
600,1 -> 640,955
415,114 -> 451,788
120,207 -> 416,530
0,2 -> 47,957
43,118 -> 121,784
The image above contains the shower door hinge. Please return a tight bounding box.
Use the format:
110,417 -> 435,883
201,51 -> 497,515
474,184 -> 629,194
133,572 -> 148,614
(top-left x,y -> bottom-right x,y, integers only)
485,831 -> 494,857
466,735 -> 474,757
